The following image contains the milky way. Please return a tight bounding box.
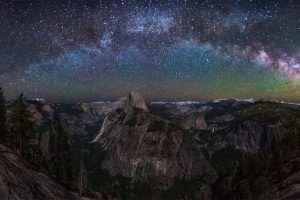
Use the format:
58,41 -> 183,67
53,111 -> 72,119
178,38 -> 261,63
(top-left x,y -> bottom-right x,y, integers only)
1,0 -> 300,102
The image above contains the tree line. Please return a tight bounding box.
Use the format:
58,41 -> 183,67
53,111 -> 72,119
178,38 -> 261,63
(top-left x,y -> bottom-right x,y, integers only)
0,87 -> 73,188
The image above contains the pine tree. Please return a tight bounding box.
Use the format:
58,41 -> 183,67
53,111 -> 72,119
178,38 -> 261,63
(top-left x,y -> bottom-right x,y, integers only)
52,119 -> 73,188
78,152 -> 88,196
0,87 -> 6,143
6,94 -> 34,158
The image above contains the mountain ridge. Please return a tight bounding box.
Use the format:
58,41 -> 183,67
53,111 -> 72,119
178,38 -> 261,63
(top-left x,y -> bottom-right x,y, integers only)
1,92 -> 299,199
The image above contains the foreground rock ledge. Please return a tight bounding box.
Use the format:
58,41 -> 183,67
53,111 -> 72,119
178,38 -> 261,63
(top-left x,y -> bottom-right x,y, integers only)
0,144 -> 78,200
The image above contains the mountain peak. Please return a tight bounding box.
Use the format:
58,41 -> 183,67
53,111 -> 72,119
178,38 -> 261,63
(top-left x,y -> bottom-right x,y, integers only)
125,92 -> 148,112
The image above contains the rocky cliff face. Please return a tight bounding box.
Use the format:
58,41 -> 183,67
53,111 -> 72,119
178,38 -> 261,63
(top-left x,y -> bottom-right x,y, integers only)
0,144 -> 78,200
12,97 -> 300,199
124,92 -> 149,113
226,120 -> 287,152
150,100 -> 300,154
92,93 -> 216,188
25,98 -> 300,156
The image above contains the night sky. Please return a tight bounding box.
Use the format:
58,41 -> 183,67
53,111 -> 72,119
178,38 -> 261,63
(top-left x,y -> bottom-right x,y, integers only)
1,0 -> 300,102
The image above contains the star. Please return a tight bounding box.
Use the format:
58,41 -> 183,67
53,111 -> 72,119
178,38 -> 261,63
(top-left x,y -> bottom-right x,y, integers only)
0,0 -> 299,102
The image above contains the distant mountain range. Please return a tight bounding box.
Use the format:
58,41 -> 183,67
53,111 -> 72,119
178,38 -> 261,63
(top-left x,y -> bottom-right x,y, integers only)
1,93 -> 300,199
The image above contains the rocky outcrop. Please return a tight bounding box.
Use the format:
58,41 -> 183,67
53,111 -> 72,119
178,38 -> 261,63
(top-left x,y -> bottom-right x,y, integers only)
92,93 -> 216,189
124,92 -> 149,113
41,104 -> 54,113
39,129 -> 51,157
227,121 -> 287,152
183,114 -> 208,130
195,115 -> 208,129
0,144 -> 78,200
28,104 -> 44,125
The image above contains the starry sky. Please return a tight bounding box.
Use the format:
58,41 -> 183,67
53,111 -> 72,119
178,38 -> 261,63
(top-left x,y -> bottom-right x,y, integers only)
1,0 -> 300,102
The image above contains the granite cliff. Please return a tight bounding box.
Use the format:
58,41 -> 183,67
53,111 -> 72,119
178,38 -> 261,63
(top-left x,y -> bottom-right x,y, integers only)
91,92 -> 216,189
2,95 -> 299,199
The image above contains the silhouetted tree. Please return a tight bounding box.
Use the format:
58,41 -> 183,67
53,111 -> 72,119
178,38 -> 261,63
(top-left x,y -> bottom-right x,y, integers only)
52,119 -> 73,188
78,152 -> 88,196
6,94 -> 34,158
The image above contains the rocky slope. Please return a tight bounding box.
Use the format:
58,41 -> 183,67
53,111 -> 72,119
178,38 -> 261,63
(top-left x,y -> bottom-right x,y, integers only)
0,144 -> 78,200
273,151 -> 300,200
91,92 -> 216,189
14,95 -> 300,199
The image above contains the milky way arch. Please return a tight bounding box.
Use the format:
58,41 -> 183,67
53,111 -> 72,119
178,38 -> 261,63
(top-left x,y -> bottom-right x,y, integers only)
0,0 -> 300,102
